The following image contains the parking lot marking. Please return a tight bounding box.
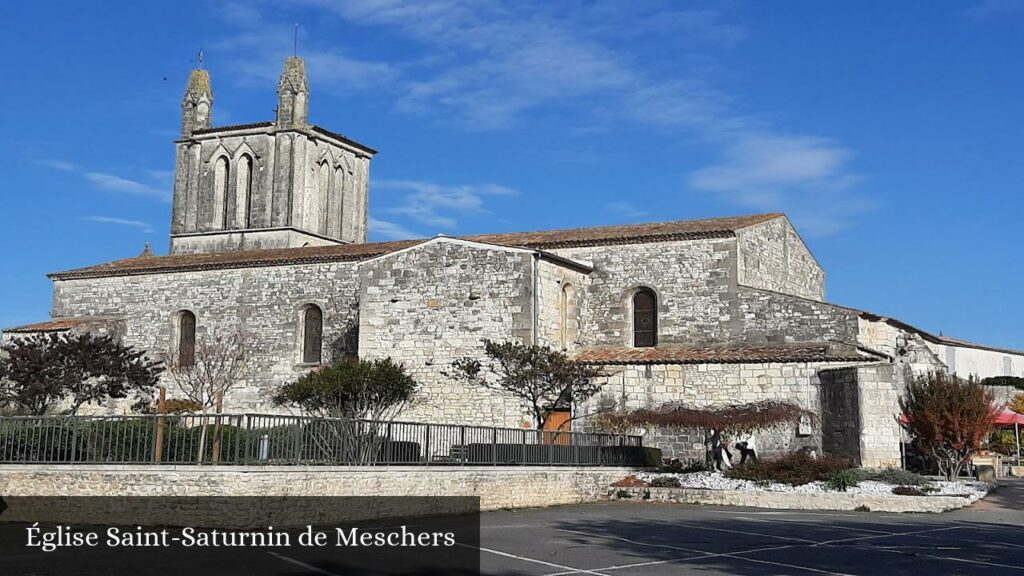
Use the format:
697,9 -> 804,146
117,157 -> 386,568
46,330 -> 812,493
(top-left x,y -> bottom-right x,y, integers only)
557,528 -> 855,576
668,521 -> 818,543
813,525 -> 960,546
266,551 -> 344,576
869,546 -> 1024,571
542,544 -> 800,575
459,543 -> 611,576
735,516 -> 896,535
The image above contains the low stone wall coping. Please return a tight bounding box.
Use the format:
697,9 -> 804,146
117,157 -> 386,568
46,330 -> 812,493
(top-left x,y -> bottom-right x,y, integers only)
610,486 -> 986,513
0,464 -> 638,474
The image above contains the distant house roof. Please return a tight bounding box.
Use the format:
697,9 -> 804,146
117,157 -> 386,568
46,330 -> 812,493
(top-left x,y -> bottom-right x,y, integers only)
50,213 -> 782,280
574,342 -> 886,365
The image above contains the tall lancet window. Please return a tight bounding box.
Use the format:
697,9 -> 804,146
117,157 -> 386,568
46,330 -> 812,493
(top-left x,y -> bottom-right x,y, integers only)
317,162 -> 331,235
632,288 -> 657,348
301,305 -> 323,364
559,284 -> 577,349
177,311 -> 197,367
235,155 -> 253,228
213,156 -> 229,230
330,167 -> 345,238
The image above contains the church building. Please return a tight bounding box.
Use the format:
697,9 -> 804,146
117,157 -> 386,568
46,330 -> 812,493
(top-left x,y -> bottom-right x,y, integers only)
6,57 -> 1024,468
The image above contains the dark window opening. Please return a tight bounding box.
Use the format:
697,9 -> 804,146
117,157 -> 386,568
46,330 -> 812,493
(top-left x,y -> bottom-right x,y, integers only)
302,305 -> 323,364
178,311 -> 196,367
632,289 -> 657,348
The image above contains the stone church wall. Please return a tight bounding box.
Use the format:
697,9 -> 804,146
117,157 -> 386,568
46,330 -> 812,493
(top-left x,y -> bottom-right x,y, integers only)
357,240 -> 536,428
735,217 -> 825,301
732,287 -> 860,344
551,238 -> 737,346
581,362 -> 843,461
535,259 -> 588,352
51,262 -> 362,412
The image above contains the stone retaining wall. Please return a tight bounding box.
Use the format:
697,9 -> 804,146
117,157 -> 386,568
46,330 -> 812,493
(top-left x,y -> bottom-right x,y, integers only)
0,465 -> 636,511
610,486 -> 983,513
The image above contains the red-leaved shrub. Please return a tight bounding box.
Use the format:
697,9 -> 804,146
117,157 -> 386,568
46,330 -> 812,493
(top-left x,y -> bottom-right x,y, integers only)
725,452 -> 850,486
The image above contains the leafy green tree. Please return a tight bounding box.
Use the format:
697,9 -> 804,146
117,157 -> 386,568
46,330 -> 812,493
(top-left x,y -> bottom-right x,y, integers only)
273,357 -> 418,421
0,332 -> 163,415
446,339 -> 605,429
900,371 -> 995,480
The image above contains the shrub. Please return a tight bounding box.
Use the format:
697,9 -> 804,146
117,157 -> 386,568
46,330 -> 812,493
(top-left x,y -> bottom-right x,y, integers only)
615,489 -> 633,499
854,505 -> 871,512
641,447 -> 663,468
900,372 -> 995,480
726,452 -> 850,486
648,476 -> 682,488
660,458 -> 708,474
850,467 -> 929,486
892,486 -> 925,496
826,469 -> 861,492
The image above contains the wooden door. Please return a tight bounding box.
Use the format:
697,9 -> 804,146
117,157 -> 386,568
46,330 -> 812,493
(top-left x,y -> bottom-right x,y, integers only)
543,410 -> 571,445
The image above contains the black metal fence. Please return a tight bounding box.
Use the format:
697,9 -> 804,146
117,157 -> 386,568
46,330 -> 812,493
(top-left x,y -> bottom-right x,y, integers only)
0,414 -> 645,466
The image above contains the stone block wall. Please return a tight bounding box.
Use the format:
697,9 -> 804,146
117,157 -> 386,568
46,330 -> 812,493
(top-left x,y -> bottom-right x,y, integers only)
856,364 -> 903,468
536,259 -> 588,352
581,362 -> 840,460
735,217 -> 825,301
551,239 -> 737,346
0,465 -> 637,514
51,262 -> 362,412
733,287 -> 860,344
357,240 -> 536,427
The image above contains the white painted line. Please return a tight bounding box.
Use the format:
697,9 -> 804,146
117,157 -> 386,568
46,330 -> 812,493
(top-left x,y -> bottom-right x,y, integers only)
814,525 -> 961,546
869,545 -> 1024,571
459,543 -> 611,576
557,528 -> 855,576
267,551 -> 344,576
543,544 -> 800,575
734,516 -> 897,535
670,521 -> 818,544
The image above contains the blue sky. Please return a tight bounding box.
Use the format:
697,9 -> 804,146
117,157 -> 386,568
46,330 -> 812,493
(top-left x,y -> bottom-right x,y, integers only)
1,0 -> 1022,349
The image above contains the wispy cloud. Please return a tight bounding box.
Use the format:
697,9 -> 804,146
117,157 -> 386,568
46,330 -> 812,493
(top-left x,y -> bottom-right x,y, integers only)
606,201 -> 648,220
375,180 -> 518,229
78,216 -> 153,233
212,2 -> 869,235
690,135 -> 868,235
369,217 -> 419,240
37,159 -> 171,201
961,0 -> 1023,20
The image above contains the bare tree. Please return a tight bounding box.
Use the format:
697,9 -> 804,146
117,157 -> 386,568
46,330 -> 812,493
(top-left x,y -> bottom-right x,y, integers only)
166,330 -> 250,463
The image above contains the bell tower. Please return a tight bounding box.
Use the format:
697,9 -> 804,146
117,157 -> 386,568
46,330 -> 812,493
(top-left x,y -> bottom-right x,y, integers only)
169,56 -> 375,255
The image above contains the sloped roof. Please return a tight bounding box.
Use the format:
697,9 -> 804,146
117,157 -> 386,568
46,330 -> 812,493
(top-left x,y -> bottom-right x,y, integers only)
50,213 -> 781,280
3,317 -> 120,333
575,342 -> 885,365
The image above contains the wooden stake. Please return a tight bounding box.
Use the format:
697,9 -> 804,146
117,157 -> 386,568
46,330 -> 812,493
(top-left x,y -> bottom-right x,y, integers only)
154,386 -> 166,464
211,390 -> 224,464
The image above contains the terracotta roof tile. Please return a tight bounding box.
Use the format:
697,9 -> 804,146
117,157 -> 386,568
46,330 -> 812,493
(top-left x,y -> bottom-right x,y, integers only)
575,343 -> 884,365
50,213 -> 781,280
4,317 -> 116,333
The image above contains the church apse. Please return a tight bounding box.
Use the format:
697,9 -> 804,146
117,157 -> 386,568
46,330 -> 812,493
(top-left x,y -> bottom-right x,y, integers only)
169,56 -> 375,255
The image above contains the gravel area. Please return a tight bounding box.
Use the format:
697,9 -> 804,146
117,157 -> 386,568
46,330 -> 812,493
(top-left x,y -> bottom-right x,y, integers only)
637,470 -> 991,496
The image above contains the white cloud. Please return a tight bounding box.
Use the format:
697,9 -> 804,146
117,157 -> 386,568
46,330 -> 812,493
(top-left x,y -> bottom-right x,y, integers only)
83,173 -> 170,201
690,135 -> 868,236
369,217 -> 419,240
79,216 -> 153,233
37,159 -> 171,201
605,201 -> 648,219
375,180 -> 518,229
961,0 -> 1023,20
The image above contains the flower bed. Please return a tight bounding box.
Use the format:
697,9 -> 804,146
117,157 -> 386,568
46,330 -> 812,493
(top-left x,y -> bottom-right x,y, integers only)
635,470 -> 989,497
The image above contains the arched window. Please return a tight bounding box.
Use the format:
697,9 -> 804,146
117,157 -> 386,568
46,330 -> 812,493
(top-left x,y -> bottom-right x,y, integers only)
317,162 -> 331,235
213,156 -> 229,229
632,288 -> 657,348
329,166 -> 345,237
559,283 -> 577,349
302,305 -> 323,364
177,311 -> 196,367
235,154 -> 253,228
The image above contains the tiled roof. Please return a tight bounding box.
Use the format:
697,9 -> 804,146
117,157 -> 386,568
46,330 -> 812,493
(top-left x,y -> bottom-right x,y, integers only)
49,213 -> 781,280
3,317 -> 114,333
574,343 -> 885,365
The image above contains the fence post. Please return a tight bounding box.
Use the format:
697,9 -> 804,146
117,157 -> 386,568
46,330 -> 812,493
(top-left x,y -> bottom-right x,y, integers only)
154,386 -> 166,465
492,428 -> 498,466
459,426 -> 466,465
70,417 -> 79,464
233,415 -> 244,464
424,424 -> 431,465
211,391 -> 224,464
